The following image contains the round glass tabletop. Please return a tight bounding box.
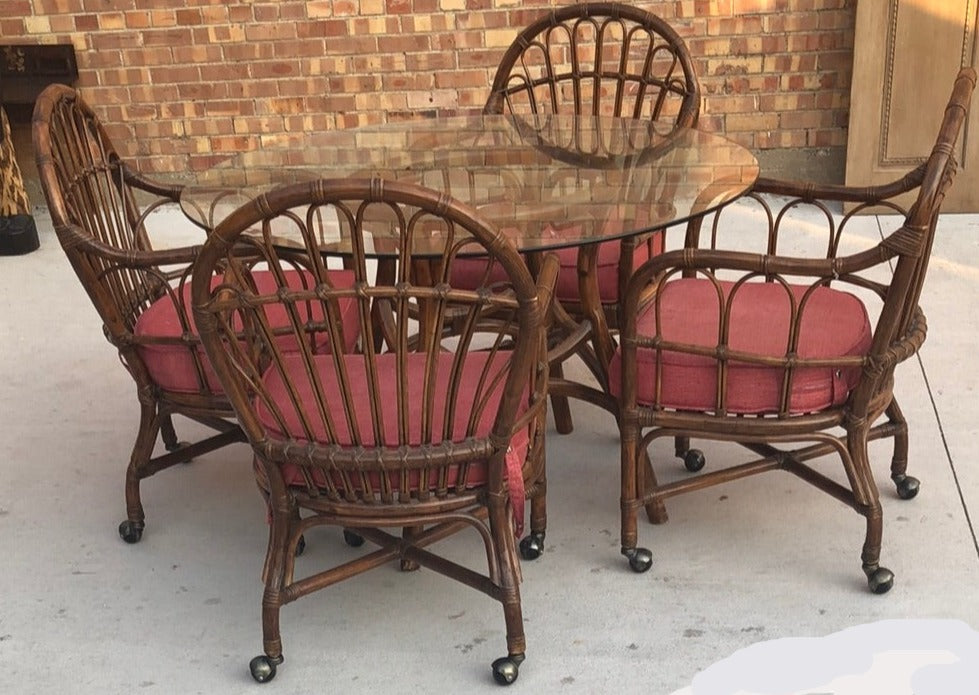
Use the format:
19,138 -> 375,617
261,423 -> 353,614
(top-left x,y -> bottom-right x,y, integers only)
180,114 -> 759,254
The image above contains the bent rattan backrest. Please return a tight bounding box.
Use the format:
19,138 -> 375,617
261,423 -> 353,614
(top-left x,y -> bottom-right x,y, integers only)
32,84 -> 186,343
889,67 -> 976,340
851,66 -> 976,409
484,2 -> 701,127
191,178 -> 548,504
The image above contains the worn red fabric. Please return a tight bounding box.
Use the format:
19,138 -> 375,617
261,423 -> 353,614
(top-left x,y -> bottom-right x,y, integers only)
609,278 -> 873,414
450,216 -> 664,304
552,230 -> 663,303
135,269 -> 358,393
257,350 -> 530,532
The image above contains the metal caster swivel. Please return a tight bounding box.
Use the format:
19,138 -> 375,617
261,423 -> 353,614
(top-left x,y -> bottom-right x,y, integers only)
683,449 -> 706,472
865,565 -> 894,594
893,474 -> 920,500
491,653 -> 524,685
249,654 -> 283,683
118,520 -> 144,544
519,532 -> 545,560
622,547 -> 653,573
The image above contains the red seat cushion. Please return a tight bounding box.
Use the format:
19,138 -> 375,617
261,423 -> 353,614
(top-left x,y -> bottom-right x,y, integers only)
450,215 -> 663,305
257,350 -> 530,531
553,231 -> 662,303
608,278 -> 873,414
135,269 -> 358,394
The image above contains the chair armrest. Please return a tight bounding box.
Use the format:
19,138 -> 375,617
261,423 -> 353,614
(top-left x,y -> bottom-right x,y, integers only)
626,245 -> 894,303
683,166 -> 929,258
54,220 -> 202,268
119,162 -> 208,249
121,163 -> 184,202
753,165 -> 927,205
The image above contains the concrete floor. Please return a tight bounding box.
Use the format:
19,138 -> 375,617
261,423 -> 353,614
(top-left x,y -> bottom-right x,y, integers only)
2,204 -> 978,694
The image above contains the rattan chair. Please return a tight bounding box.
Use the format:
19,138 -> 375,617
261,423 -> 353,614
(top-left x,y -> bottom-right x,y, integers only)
612,67 -> 976,592
31,85 -> 358,544
482,1 -> 701,433
191,178 -> 553,684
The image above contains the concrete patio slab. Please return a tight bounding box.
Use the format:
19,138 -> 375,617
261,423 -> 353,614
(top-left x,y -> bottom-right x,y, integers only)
1,204 -> 976,694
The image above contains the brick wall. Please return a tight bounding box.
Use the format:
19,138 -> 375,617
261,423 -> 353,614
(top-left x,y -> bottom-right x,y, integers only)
2,0 -> 855,178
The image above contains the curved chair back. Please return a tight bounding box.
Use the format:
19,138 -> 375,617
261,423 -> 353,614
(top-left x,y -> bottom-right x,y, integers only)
34,86 -> 182,332
32,85 -> 211,393
192,178 -> 548,508
484,2 -> 701,127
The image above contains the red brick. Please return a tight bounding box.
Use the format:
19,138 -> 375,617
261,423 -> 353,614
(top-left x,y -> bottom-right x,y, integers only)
198,63 -> 249,83
74,13 -> 98,30
272,39 -> 328,59
209,135 -> 258,152
1,1 -> 33,17
123,11 -> 151,28
223,43 -> 276,62
227,5 -> 253,22
33,0 -> 73,12
174,8 -> 202,25
249,62 -> 301,79
10,0 -> 859,173
142,28 -> 193,46
172,44 -> 224,64
147,65 -> 200,84
0,18 -> 25,35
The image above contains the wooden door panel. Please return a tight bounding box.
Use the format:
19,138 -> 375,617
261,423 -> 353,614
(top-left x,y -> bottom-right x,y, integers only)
846,0 -> 978,212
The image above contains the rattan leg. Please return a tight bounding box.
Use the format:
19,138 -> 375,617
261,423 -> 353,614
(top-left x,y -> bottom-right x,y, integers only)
641,447 -> 668,525
159,412 -> 192,454
885,398 -> 919,500
251,496 -> 289,683
620,427 -> 652,573
519,476 -> 547,561
118,401 -> 162,543
400,525 -> 422,571
489,500 -> 526,685
847,428 -> 893,594
860,502 -> 893,594
548,362 -> 573,434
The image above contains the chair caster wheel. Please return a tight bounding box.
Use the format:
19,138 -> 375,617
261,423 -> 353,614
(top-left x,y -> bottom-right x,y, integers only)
519,532 -> 545,560
491,653 -> 524,685
622,547 -> 653,573
296,534 -> 306,557
683,449 -> 706,472
343,529 -> 365,547
865,566 -> 894,594
249,654 -> 282,683
893,474 -> 920,500
118,520 -> 144,544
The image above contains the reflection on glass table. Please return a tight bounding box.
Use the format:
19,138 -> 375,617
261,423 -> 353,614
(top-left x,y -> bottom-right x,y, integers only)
180,114 -> 759,254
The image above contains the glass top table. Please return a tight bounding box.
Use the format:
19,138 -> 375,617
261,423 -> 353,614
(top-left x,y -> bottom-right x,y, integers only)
179,114 -> 759,255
